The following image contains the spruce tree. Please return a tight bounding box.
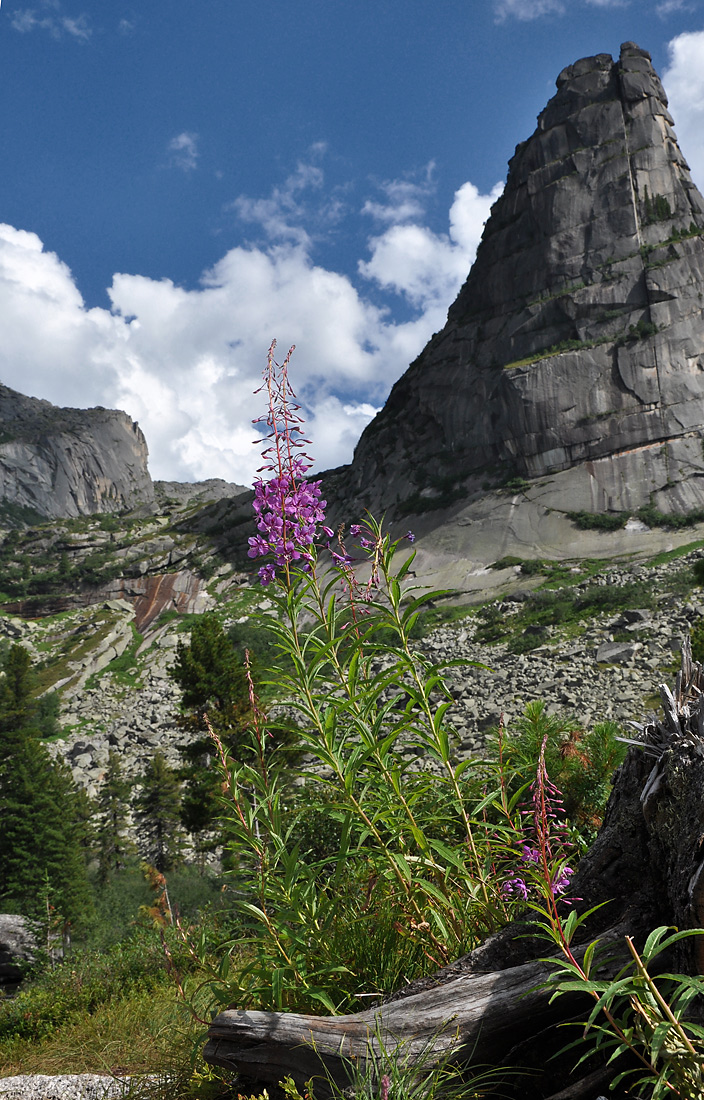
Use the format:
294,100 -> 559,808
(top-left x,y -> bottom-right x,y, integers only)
97,749 -> 134,880
170,614 -> 301,851
133,751 -> 183,872
0,645 -> 92,929
171,614 -> 249,732
170,615 -> 251,842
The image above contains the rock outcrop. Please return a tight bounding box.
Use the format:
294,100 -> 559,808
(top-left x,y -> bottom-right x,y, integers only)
344,43 -> 704,520
0,1077 -> 130,1100
0,914 -> 35,993
0,385 -> 154,520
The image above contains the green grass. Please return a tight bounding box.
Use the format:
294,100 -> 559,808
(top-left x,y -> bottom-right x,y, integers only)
0,863 -> 231,1081
0,933 -> 188,1048
475,577 -> 656,652
0,986 -> 198,1079
85,624 -> 145,690
488,556 -> 610,589
645,539 -> 704,567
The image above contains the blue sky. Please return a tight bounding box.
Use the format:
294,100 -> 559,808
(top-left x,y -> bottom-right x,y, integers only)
1,0 -> 704,484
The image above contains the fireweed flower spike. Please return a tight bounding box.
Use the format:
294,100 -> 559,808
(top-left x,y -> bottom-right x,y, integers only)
502,877 -> 529,901
503,736 -> 575,904
248,342 -> 329,585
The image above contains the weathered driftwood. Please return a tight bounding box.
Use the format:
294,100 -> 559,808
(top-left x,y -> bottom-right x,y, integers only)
204,639 -> 704,1096
203,933 -> 630,1095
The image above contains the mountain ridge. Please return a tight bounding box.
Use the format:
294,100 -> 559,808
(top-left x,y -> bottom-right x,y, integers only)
338,42 -> 704,531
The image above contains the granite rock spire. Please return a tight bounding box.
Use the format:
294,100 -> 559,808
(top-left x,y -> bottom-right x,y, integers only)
346,43 -> 704,519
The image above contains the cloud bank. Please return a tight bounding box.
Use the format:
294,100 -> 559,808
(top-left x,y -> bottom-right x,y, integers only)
0,172 -> 501,485
2,25 -> 703,491
663,31 -> 704,187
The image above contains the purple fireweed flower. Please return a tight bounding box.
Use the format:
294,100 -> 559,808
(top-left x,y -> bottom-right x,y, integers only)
509,734 -> 578,906
550,866 -> 574,897
250,343 -> 329,584
406,530 -> 415,543
502,877 -> 529,900
380,1075 -> 391,1100
349,524 -> 361,536
329,545 -> 355,567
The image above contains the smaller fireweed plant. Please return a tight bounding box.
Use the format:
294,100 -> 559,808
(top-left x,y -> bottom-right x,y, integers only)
517,737 -> 704,1099
490,701 -> 627,851
500,734 -> 575,906
200,344 -> 524,1014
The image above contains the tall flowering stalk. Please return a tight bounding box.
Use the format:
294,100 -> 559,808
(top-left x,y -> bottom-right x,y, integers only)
512,740 -> 704,1098
502,734 -> 574,912
207,343 -> 513,1012
248,341 -> 330,585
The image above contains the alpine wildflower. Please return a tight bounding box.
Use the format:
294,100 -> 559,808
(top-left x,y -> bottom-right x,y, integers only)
248,342 -> 331,584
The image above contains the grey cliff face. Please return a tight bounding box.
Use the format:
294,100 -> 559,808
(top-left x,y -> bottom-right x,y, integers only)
0,913 -> 35,992
347,43 -> 704,517
0,385 -> 155,519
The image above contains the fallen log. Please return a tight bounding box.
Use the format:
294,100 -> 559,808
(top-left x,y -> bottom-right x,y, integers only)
204,639 -> 704,1096
204,934 -> 631,1094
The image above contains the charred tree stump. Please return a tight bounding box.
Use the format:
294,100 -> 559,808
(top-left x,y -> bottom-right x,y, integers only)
204,640 -> 704,1097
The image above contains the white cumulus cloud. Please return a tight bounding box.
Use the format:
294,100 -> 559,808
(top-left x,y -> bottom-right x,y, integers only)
663,31 -> 704,191
493,0 -> 565,21
0,170 -> 501,486
359,180 -> 503,313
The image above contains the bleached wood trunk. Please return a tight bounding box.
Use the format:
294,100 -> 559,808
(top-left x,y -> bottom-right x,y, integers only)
204,640 -> 704,1098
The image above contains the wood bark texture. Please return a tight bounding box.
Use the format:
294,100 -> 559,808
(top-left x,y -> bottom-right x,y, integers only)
204,640 -> 704,1097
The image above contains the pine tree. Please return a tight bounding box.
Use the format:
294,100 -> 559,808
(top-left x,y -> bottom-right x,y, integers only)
171,613 -> 250,732
97,749 -> 134,880
170,614 -> 301,851
133,751 -> 183,872
170,615 -> 251,842
0,645 -> 93,929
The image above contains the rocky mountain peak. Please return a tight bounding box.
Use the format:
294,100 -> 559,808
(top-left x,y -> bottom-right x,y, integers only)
0,383 -> 155,520
344,42 -> 704,522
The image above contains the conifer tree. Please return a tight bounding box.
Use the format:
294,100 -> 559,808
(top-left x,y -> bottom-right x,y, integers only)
133,750 -> 183,872
97,749 -> 134,880
170,615 -> 251,842
171,614 -> 250,733
0,645 -> 92,928
170,614 -> 301,852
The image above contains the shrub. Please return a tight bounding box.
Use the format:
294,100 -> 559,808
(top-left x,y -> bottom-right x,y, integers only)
638,502 -> 704,530
567,510 -> 629,531
0,929 -> 192,1043
491,701 -> 626,845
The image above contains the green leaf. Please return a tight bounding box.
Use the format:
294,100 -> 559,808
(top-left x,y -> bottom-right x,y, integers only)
427,837 -> 465,869
271,967 -> 286,1010
642,926 -> 704,963
395,549 -> 417,582
388,850 -> 413,883
649,1020 -> 674,1066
